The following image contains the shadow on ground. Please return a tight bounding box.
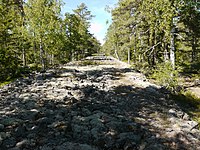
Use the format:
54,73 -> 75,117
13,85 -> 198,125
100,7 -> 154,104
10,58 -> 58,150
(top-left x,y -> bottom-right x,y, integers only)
0,63 -> 199,150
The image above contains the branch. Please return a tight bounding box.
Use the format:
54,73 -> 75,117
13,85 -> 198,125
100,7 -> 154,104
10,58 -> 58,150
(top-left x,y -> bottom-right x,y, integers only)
143,42 -> 161,55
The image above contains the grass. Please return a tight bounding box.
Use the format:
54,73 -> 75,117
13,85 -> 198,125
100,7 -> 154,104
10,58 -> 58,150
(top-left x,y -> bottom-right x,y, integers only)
82,60 -> 101,66
0,79 -> 14,88
172,90 -> 200,129
0,65 -> 36,88
183,91 -> 200,127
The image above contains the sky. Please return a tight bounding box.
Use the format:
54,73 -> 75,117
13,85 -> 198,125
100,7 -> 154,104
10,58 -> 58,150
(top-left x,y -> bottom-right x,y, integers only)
62,0 -> 117,44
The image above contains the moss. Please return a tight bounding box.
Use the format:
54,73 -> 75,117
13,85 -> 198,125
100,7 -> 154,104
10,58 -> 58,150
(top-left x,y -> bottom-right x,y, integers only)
193,112 -> 200,129
172,91 -> 200,129
0,80 -> 12,88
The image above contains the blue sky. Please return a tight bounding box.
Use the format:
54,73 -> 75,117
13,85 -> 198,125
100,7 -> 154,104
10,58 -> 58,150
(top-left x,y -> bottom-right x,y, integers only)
62,0 -> 117,44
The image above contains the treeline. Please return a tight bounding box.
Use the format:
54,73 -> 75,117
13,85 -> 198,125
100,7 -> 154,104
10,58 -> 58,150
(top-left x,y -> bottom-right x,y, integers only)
102,0 -> 200,75
0,0 -> 100,81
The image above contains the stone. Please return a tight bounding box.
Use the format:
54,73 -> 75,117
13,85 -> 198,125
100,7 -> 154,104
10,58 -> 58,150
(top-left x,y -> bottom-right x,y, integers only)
37,117 -> 52,127
191,129 -> 200,139
118,132 -> 141,144
168,109 -> 177,117
145,143 -> 166,150
19,109 -> 39,120
0,132 -> 7,140
0,124 -> 5,131
2,137 -> 16,148
0,118 -> 22,126
182,113 -> 190,120
16,139 -> 29,148
1,56 -> 200,149
14,125 -> 27,138
0,135 -> 3,145
35,74 -> 44,80
180,120 -> 199,130
55,142 -> 98,150
40,145 -> 54,150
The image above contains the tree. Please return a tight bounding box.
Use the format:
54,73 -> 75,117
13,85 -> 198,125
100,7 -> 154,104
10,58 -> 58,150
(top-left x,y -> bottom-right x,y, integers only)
103,0 -> 200,74
0,0 -> 100,82
24,0 -> 63,70
179,0 -> 200,63
63,3 -> 99,61
0,0 -> 22,80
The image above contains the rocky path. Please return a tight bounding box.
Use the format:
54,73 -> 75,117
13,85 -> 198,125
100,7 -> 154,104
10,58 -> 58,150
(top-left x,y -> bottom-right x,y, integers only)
0,56 -> 200,150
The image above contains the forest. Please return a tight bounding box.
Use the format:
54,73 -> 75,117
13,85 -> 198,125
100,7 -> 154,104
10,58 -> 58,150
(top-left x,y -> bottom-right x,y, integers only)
0,0 -> 200,149
0,0 -> 101,82
103,0 -> 200,91
0,0 -> 200,90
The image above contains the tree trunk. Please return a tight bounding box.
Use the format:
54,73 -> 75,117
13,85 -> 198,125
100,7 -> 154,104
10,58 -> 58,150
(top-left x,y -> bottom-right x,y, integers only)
170,28 -> 175,70
33,32 -> 38,66
164,49 -> 169,62
40,38 -> 45,71
22,47 -> 26,67
51,54 -> 54,65
115,46 -> 120,60
191,35 -> 197,62
128,48 -> 130,65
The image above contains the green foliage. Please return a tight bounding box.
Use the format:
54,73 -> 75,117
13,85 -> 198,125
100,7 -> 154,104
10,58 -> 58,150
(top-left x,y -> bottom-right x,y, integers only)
63,4 -> 100,62
190,62 -> 200,74
183,91 -> 200,105
103,0 -> 200,76
131,62 -> 151,76
0,80 -> 13,88
0,0 -> 22,81
172,90 -> 200,128
152,62 -> 179,92
0,0 -> 100,82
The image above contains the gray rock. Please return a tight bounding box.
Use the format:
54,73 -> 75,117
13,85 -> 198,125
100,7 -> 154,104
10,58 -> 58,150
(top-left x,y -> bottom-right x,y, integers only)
118,132 -> 141,143
0,118 -> 22,126
176,110 -> 184,118
14,125 -> 26,138
191,129 -> 200,139
55,142 -> 98,150
15,139 -> 29,148
91,128 -> 101,139
72,124 -> 89,139
0,132 -> 7,140
19,93 -> 31,99
7,148 -> 20,150
36,74 -> 44,80
0,135 -> 3,145
40,145 -> 54,150
2,137 -> 16,148
0,124 -> 4,131
182,113 -> 190,120
37,117 -> 52,126
180,120 -> 199,131
145,143 -> 166,150
168,109 -> 177,117
1,57 -> 200,149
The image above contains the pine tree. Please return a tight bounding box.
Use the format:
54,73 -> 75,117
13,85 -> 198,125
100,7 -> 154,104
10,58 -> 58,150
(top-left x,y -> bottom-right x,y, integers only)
0,0 -> 22,80
103,0 -> 200,74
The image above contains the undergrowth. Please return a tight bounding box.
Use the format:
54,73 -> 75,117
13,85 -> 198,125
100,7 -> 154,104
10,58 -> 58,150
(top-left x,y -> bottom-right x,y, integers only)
0,80 -> 12,88
171,91 -> 200,129
151,62 -> 181,92
149,61 -> 200,128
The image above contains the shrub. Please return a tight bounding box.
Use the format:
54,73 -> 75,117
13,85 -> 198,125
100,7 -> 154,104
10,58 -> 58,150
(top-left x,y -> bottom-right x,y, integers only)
152,62 -> 180,92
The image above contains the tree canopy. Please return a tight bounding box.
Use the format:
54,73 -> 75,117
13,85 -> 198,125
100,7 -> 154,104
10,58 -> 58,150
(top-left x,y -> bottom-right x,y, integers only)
0,0 -> 100,81
102,0 -> 200,75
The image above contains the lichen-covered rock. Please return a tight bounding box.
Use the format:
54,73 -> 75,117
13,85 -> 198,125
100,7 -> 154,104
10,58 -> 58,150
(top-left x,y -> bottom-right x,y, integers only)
0,56 -> 200,150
